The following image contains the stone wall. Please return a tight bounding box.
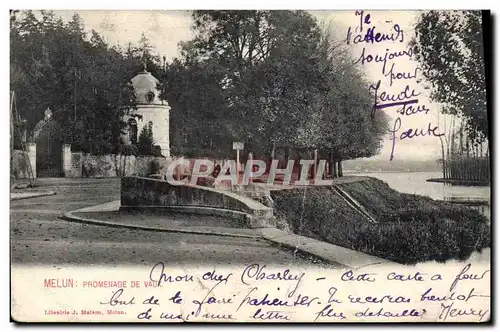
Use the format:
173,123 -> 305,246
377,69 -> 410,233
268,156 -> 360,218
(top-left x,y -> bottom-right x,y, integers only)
75,154 -> 165,178
120,176 -> 273,228
12,147 -> 166,179
11,150 -> 31,179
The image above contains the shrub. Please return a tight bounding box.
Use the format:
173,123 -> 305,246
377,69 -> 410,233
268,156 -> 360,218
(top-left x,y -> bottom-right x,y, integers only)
150,159 -> 161,174
271,179 -> 490,265
138,124 -> 154,156
119,144 -> 138,156
153,145 -> 163,157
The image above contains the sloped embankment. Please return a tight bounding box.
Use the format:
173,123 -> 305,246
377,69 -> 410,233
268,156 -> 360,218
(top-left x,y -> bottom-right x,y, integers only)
270,178 -> 490,265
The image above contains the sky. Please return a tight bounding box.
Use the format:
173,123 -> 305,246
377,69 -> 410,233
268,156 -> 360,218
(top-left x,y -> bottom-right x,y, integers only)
38,10 -> 455,162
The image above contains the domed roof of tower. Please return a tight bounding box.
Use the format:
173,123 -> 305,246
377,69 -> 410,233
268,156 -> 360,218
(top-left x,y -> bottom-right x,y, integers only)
131,67 -> 164,105
32,108 -> 61,142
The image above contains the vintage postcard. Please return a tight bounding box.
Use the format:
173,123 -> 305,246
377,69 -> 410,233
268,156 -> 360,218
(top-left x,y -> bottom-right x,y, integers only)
10,9 -> 491,323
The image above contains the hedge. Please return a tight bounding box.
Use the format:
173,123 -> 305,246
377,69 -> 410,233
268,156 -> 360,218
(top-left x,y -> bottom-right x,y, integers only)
270,178 -> 490,265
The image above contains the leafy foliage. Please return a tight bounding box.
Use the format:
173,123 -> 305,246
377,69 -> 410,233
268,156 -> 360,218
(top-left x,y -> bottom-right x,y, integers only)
272,178 -> 490,264
412,10 -> 488,143
161,10 -> 388,161
295,26 -> 389,159
11,10 -> 388,161
138,122 -> 154,156
10,10 -> 156,154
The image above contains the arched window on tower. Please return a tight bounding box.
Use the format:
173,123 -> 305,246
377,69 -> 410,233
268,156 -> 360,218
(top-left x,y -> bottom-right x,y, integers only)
128,118 -> 138,144
146,92 -> 155,104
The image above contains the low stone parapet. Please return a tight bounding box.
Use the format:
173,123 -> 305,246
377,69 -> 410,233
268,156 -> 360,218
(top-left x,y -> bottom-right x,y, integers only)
120,176 -> 274,228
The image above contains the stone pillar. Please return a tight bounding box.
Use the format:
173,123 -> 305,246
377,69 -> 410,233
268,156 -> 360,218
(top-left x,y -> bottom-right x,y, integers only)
136,105 -> 171,159
248,152 -> 253,183
159,107 -> 171,158
62,144 -> 72,177
26,142 -> 36,179
151,105 -> 171,159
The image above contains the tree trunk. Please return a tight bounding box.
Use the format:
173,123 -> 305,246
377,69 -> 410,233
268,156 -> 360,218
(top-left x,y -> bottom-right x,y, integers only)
466,135 -> 470,158
122,155 -> 127,177
271,142 -> 275,160
313,149 -> 318,180
446,134 -> 450,179
439,136 -> 446,179
284,146 -> 291,163
331,154 -> 337,178
459,125 -> 463,155
327,152 -> 332,178
338,160 -> 343,177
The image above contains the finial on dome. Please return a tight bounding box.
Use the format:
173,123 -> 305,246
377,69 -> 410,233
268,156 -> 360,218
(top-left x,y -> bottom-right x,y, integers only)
141,51 -> 148,73
44,108 -> 52,120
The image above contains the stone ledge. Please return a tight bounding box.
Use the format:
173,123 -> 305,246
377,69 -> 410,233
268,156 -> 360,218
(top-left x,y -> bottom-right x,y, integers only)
120,205 -> 259,228
60,199 -> 400,268
121,176 -> 274,228
10,191 -> 56,201
61,210 -> 258,239
256,228 -> 401,269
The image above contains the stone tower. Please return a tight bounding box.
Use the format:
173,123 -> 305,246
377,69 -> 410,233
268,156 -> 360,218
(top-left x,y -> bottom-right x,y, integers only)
125,67 -> 171,158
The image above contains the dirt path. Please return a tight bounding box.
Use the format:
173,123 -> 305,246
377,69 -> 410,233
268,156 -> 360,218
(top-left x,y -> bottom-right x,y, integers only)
10,178 -> 329,268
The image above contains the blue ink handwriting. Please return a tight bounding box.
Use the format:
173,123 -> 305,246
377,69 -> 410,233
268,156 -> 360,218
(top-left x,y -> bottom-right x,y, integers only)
149,262 -> 194,287
346,24 -> 404,45
142,295 -> 160,305
439,302 -> 489,322
192,280 -> 232,317
355,47 -> 414,75
252,309 -> 291,321
386,271 -> 427,282
314,304 -> 347,321
237,286 -> 319,311
385,63 -> 420,86
240,264 -> 305,297
421,287 -> 490,303
99,288 -> 135,306
169,291 -> 183,304
348,294 -> 411,304
388,117 -> 444,161
341,269 -> 377,282
327,287 -> 342,304
370,80 -> 421,115
449,264 -> 490,292
355,307 -> 426,318
202,270 -> 233,284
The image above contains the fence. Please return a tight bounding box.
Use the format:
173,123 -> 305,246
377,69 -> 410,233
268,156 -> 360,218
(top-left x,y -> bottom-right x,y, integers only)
70,153 -> 165,178
443,156 -> 490,182
11,150 -> 30,179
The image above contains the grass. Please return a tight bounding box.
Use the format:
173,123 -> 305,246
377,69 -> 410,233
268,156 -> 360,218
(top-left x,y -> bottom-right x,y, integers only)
270,178 -> 490,265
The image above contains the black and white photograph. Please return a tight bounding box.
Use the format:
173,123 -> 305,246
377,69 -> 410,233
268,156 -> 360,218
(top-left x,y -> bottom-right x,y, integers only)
9,8 -> 491,323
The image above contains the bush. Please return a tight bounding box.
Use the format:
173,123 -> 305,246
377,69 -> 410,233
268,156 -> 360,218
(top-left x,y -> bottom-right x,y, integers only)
150,159 -> 161,174
120,144 -> 138,156
271,179 -> 490,265
138,124 -> 154,156
153,145 -> 163,157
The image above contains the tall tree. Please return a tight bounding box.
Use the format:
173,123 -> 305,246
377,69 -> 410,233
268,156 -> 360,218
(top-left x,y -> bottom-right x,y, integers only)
160,53 -> 233,158
295,25 -> 389,173
411,10 -> 488,144
160,11 -> 388,164
137,122 -> 154,155
173,10 -> 326,154
10,10 -> 137,154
